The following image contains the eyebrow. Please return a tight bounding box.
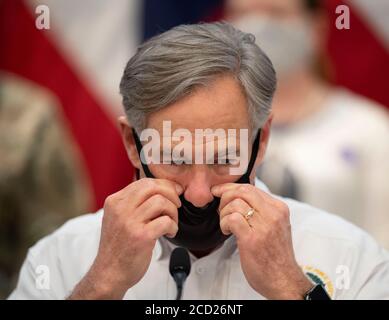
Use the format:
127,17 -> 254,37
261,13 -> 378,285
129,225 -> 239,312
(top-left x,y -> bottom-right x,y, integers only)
159,147 -> 241,160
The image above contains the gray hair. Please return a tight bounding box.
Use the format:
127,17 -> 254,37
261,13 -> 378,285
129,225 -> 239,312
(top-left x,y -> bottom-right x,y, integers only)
119,21 -> 276,137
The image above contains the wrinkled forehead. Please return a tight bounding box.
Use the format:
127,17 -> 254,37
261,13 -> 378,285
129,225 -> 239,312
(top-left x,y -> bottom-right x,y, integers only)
145,75 -> 252,139
138,125 -> 250,153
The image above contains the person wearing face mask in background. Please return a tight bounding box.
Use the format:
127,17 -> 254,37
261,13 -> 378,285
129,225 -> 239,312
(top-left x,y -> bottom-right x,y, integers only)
228,0 -> 389,249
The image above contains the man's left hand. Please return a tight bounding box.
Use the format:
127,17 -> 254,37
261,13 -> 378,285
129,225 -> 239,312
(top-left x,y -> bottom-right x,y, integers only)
212,183 -> 313,300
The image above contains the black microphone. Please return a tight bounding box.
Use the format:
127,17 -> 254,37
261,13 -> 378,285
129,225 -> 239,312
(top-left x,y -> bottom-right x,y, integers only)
169,247 -> 191,300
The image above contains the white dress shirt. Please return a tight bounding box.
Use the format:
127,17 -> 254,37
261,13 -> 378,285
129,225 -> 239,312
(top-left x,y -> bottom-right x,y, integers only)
8,180 -> 389,300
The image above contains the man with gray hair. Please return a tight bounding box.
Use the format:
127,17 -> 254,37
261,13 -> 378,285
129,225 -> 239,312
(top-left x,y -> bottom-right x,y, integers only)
9,22 -> 389,300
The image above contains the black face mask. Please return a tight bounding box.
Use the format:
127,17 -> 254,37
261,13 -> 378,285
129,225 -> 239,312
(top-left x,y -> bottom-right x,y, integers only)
132,129 -> 261,251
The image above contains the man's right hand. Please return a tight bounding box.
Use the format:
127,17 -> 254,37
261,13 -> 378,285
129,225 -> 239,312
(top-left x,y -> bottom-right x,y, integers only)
68,178 -> 183,299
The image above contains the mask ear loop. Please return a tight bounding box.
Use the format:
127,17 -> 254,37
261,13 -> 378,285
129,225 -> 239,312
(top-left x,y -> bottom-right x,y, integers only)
247,129 -> 262,174
132,128 -> 155,180
234,129 -> 261,183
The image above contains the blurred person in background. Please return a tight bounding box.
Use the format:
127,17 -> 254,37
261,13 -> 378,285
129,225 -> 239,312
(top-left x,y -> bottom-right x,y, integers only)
227,0 -> 389,248
0,71 -> 92,298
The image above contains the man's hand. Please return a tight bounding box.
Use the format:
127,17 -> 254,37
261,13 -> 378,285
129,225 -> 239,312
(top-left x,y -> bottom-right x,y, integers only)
212,183 -> 313,300
68,178 -> 183,300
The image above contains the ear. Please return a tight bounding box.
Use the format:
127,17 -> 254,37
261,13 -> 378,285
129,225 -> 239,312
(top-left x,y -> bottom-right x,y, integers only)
118,116 -> 141,170
249,114 -> 272,183
256,114 -> 273,166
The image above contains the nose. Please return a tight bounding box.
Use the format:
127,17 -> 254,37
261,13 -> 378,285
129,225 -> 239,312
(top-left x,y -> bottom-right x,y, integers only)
182,166 -> 214,208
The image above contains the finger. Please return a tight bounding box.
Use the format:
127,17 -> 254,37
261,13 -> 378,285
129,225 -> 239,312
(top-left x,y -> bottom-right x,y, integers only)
213,183 -> 277,209
211,183 -> 237,197
219,198 -> 251,221
126,178 -> 183,208
137,194 -> 179,224
220,211 -> 251,239
218,184 -> 263,212
146,215 -> 178,239
219,197 -> 263,231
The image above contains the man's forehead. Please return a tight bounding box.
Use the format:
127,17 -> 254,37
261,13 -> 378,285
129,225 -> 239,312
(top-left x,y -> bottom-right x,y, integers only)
149,122 -> 251,136
145,127 -> 250,143
146,76 -> 251,130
